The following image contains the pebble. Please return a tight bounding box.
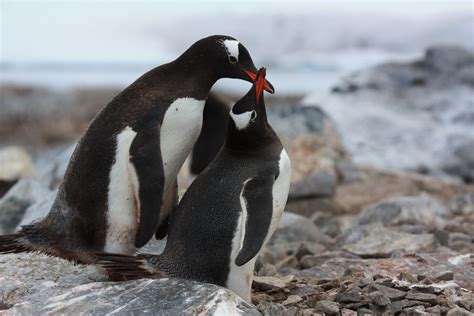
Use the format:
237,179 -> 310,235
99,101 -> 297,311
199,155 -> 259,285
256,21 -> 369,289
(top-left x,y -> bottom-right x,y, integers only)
434,270 -> 454,281
335,291 -> 362,303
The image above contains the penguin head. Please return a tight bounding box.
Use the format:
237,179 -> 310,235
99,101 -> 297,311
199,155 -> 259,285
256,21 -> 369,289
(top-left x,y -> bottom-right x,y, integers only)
181,35 -> 274,94
226,68 -> 275,149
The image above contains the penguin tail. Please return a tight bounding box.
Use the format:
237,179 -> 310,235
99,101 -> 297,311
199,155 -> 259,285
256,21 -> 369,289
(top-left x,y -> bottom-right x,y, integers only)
95,252 -> 163,281
0,224 -> 42,254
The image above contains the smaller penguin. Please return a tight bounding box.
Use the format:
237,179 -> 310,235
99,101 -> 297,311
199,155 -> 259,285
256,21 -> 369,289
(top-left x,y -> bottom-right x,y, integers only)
97,68 -> 291,303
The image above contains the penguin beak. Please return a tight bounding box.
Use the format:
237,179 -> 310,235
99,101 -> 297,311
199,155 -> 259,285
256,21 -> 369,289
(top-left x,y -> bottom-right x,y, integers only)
243,69 -> 275,94
255,68 -> 266,103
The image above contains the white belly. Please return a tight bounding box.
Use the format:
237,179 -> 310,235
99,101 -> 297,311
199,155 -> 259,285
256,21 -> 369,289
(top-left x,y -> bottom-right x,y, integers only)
160,97 -> 206,191
105,126 -> 139,254
226,150 -> 291,302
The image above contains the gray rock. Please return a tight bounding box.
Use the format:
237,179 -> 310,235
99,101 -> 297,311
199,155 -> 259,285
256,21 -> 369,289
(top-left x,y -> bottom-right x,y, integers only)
7,278 -> 259,315
269,212 -> 331,246
405,291 -> 438,305
0,252 -> 259,315
267,105 -> 329,139
369,284 -> 407,301
300,251 -> 360,269
357,195 -> 447,229
449,193 -> 474,215
257,301 -> 287,316
311,46 -> 474,182
368,291 -> 390,306
342,224 -> 437,258
0,177 -> 52,234
0,146 -> 35,183
447,307 -> 472,316
335,292 -> 362,303
313,300 -> 339,315
15,189 -> 56,230
434,270 -> 454,281
35,143 -> 75,190
289,171 -> 336,200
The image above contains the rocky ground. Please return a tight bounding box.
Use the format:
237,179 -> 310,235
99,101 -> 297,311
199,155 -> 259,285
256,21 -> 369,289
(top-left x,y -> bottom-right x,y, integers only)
0,46 -> 473,315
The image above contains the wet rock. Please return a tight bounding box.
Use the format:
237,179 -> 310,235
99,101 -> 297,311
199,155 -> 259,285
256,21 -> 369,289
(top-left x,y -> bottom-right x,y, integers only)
357,195 -> 447,228
342,224 -> 437,258
313,300 -> 339,315
0,177 -> 52,234
289,171 -> 336,199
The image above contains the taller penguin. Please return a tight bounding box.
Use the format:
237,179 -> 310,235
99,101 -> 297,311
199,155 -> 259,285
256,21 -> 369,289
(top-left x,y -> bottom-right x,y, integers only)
0,35 -> 274,263
97,68 -> 291,303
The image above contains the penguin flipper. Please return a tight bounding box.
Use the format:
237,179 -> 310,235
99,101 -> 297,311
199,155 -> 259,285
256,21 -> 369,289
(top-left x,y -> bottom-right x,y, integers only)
129,121 -> 165,248
155,177 -> 178,240
235,175 -> 275,266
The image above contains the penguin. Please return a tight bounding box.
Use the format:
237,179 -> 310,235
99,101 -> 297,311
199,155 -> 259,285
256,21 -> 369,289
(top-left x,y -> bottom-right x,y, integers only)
0,35 -> 275,263
97,68 -> 291,303
190,93 -> 229,175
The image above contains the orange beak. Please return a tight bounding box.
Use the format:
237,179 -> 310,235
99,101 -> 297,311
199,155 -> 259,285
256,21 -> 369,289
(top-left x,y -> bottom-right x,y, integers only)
255,68 -> 266,103
244,69 -> 274,94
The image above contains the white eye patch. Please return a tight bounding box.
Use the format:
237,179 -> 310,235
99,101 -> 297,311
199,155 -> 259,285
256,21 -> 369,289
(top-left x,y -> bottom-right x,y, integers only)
221,39 -> 239,63
230,109 -> 257,130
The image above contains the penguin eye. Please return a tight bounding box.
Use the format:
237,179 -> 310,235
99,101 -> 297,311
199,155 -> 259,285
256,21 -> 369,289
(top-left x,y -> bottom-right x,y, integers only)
250,110 -> 257,122
229,56 -> 238,64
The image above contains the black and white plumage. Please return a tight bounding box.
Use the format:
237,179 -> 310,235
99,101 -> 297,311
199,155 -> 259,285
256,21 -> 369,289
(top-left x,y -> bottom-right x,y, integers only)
0,35 -> 274,263
97,68 -> 291,302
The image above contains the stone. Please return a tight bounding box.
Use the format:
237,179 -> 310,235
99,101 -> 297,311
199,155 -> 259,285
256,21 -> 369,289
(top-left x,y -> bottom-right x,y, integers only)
334,292 -> 362,303
258,301 -> 288,316
342,224 -> 437,258
313,300 -> 339,315
257,264 -> 278,277
299,252 -> 360,269
369,284 -> 406,301
0,146 -> 35,183
449,193 -> 474,215
269,212 -> 331,246
0,252 -> 259,315
289,171 -> 336,199
16,190 -> 56,230
405,291 -> 438,305
434,270 -> 454,281
308,46 -> 474,182
282,295 -> 303,306
340,308 -> 357,316
368,291 -> 390,306
357,195 -> 447,228
253,276 -> 291,291
447,307 -> 472,316
0,177 -> 52,234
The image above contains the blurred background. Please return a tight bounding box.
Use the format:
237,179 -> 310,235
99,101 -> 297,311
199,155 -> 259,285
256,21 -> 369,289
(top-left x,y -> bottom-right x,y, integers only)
1,0 -> 473,182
